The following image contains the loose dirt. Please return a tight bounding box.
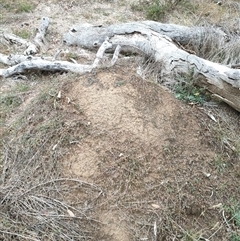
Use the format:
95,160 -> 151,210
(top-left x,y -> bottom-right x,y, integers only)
60,64 -> 237,240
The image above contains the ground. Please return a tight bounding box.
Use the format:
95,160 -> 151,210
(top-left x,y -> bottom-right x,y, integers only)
0,1 -> 240,241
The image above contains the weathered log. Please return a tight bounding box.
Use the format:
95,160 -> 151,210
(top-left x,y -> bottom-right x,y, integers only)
63,21 -> 240,112
0,19 -> 239,112
0,53 -> 52,66
0,40 -> 118,78
63,21 -> 228,49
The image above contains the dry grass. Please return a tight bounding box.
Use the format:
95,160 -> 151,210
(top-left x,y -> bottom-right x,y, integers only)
176,0 -> 240,64
131,0 -> 240,65
1,72 -> 240,241
0,77 -> 103,240
1,0 -> 36,13
185,27 -> 240,64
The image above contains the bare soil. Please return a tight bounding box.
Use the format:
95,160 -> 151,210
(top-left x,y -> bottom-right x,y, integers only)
60,64 -> 239,241
1,1 -> 240,241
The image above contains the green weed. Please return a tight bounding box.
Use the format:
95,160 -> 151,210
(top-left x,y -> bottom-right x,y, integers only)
131,0 -> 197,21
0,94 -> 22,126
131,1 -> 146,12
114,80 -> 126,87
1,0 -> 14,11
182,230 -> 201,241
230,233 -> 240,241
173,69 -> 210,105
233,140 -> 240,157
213,155 -> 228,173
0,95 -> 22,108
225,200 -> 240,227
65,52 -> 78,61
0,81 -> 32,126
237,169 -> 240,178
15,83 -> 30,92
73,103 -> 84,114
13,29 -> 30,39
146,0 -> 168,21
2,0 -> 34,13
16,1 -> 33,13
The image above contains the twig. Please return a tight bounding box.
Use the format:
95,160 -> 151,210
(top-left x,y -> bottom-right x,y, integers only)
2,32 -> 30,46
1,136 -> 52,204
111,45 -> 121,66
207,224 -> 223,240
169,218 -> 198,241
0,59 -> 93,77
0,230 -> 40,241
1,145 -> 9,184
92,38 -> 112,68
52,49 -> 62,61
0,53 -> 54,66
207,209 -> 232,240
25,17 -> 50,55
154,221 -> 157,241
230,63 -> 240,69
222,209 -> 231,229
30,195 -> 88,218
17,178 -> 102,200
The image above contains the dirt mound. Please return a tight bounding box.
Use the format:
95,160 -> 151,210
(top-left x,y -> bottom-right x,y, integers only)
1,1 -> 240,240
64,65 -> 214,176
62,65 -> 229,240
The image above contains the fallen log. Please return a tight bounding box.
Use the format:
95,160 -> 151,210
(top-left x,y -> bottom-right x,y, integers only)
0,19 -> 239,112
63,21 -> 228,50
63,21 -> 240,112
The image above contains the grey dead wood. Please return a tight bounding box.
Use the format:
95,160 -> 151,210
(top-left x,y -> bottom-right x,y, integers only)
0,17 -> 50,56
0,19 -> 239,112
63,21 -> 240,112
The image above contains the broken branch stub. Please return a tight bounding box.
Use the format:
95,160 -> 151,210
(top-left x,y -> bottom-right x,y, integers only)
24,17 -> 50,55
1,17 -> 49,56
